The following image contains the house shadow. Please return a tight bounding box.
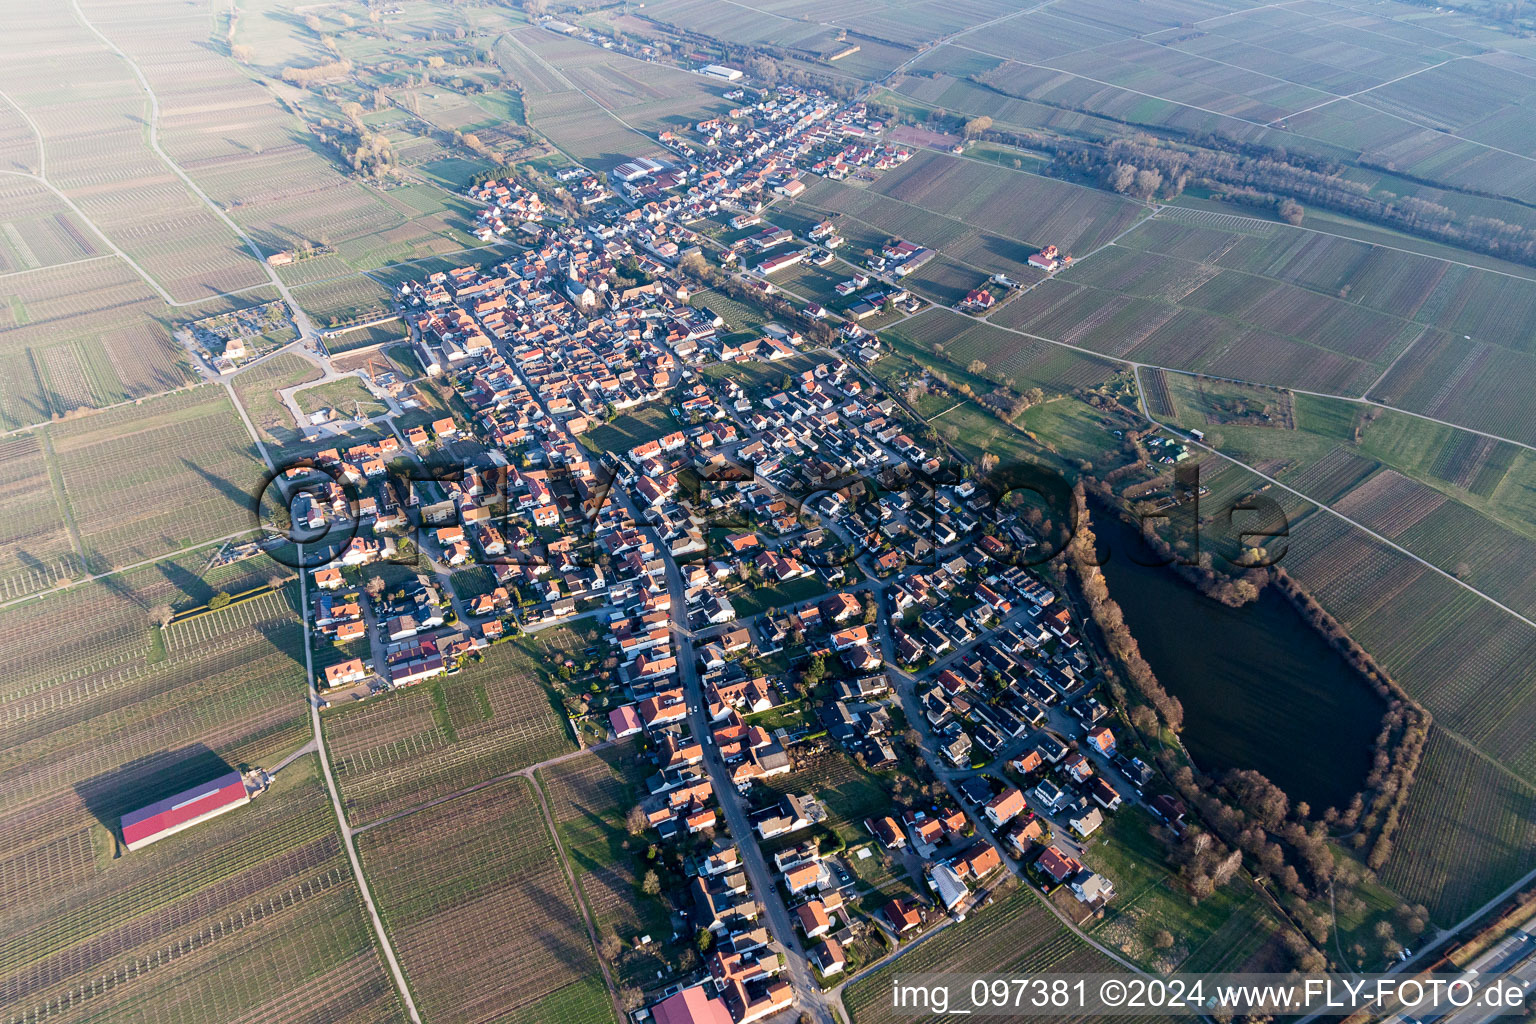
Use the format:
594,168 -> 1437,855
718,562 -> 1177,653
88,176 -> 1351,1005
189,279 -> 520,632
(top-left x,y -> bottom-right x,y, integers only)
73,744 -> 237,855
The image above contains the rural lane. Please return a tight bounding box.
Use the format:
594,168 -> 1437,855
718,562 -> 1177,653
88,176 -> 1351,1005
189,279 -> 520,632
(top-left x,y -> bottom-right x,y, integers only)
216,308 -> 422,1020
67,0 -> 321,339
295,548 -> 424,1024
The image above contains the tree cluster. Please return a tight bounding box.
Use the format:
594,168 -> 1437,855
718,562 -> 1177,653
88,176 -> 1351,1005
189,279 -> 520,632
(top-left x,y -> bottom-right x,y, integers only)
1065,488 -> 1185,732
972,117 -> 1536,267
1271,567 -> 1431,867
280,59 -> 352,89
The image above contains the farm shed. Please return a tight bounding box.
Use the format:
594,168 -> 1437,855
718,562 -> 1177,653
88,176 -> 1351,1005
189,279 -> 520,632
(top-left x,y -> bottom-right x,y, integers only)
121,771 -> 251,851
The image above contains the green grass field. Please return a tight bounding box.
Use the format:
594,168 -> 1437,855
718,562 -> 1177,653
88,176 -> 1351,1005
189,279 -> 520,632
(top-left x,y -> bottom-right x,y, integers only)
579,403 -> 682,455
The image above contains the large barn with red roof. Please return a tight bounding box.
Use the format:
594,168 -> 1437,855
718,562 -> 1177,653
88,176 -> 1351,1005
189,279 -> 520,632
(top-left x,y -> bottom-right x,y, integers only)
120,771 -> 251,852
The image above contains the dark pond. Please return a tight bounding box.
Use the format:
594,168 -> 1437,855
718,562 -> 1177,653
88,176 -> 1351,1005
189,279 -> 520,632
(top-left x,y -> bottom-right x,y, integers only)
1094,509 -> 1385,812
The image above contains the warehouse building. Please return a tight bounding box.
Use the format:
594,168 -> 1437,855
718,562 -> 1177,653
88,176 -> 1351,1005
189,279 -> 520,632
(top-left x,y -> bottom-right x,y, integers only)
121,770 -> 251,851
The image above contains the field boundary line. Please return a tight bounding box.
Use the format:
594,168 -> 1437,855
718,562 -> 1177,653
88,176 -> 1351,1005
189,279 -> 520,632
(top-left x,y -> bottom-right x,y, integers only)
0,254 -> 115,281
957,279 -> 1536,453
0,530 -> 265,613
1273,57 -> 1458,123
528,768 -> 626,1022
1433,724 -> 1536,792
0,87 -> 45,176
1364,324 -> 1429,395
65,0 -> 321,332
37,428 -> 84,562
299,550 -> 423,1024
219,346 -> 421,1021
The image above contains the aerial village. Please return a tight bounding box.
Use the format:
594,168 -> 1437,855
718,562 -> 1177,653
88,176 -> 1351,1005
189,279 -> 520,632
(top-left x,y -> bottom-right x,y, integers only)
275,80 -> 1170,1024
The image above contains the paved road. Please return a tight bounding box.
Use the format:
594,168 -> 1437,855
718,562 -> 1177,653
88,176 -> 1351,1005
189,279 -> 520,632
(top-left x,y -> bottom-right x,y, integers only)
269,737 -> 319,775
621,481 -> 841,1024
871,605 -> 1147,975
295,544 -> 424,1024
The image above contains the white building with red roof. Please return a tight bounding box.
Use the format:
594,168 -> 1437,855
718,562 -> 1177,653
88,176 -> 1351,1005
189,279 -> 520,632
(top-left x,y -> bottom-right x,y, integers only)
121,771 -> 250,851
651,985 -> 734,1024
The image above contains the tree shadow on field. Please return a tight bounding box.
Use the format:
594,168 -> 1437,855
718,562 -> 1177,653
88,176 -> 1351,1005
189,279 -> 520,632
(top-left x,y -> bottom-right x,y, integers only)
16,549 -> 50,579
256,616 -> 308,670
73,743 -> 238,853
560,802 -> 624,879
512,870 -> 600,980
181,457 -> 258,513
82,550 -> 148,610
157,555 -> 213,609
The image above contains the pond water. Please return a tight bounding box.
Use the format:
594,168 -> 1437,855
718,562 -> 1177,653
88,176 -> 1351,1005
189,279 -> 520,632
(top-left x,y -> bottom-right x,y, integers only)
1094,510 -> 1385,812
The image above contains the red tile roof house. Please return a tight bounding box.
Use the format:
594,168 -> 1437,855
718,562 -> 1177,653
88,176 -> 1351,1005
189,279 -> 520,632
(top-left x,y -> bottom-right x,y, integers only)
651,985 -> 733,1024
1035,844 -> 1082,886
882,897 -> 922,934
121,771 -> 250,851
984,787 -> 1026,828
810,937 -> 845,975
608,704 -> 643,738
784,860 -> 822,894
323,658 -> 368,689
1086,724 -> 1116,756
796,899 -> 831,938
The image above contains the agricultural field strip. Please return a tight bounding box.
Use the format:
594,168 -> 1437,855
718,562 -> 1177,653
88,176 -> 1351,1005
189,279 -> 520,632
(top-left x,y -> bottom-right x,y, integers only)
355,777 -> 614,1024
948,25 -> 1536,172
497,31 -> 652,152
0,80 -> 268,310
1045,22 -> 1459,127
1271,56 -> 1459,122
0,253 -> 115,282
0,527 -> 258,615
1134,367 -> 1536,637
821,174 -> 1535,453
956,226 -> 1536,452
62,0 -> 317,330
0,87 -> 44,176
874,0 -> 1059,82
348,744 -> 607,839
1043,240 -> 1415,372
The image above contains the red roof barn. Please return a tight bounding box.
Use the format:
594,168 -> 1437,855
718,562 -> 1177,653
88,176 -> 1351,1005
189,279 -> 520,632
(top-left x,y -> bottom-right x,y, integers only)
121,771 -> 250,851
